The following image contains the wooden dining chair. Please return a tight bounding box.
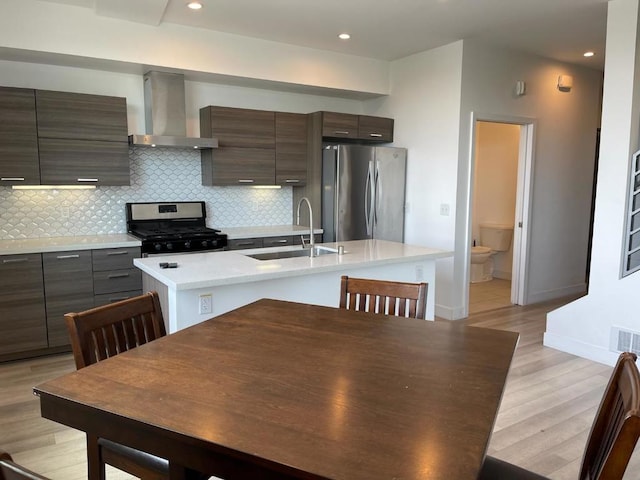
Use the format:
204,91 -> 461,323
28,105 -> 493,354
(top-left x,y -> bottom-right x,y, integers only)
479,351 -> 640,480
0,450 -> 49,480
339,275 -> 428,319
65,291 -> 172,480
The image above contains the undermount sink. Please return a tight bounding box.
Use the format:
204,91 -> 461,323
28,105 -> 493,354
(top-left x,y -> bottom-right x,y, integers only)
247,247 -> 338,261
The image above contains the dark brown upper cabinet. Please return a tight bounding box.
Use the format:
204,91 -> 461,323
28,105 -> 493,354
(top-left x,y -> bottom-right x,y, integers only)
0,87 -> 40,186
201,106 -> 275,148
200,106 -> 279,186
317,111 -> 394,143
275,112 -> 307,186
35,90 -> 130,186
36,90 -> 128,142
358,115 -> 394,142
39,138 -> 129,186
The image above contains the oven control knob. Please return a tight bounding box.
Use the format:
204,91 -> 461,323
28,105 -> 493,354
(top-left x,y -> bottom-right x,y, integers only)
201,240 -> 209,248
184,241 -> 192,249
166,243 -> 173,250
154,243 -> 162,251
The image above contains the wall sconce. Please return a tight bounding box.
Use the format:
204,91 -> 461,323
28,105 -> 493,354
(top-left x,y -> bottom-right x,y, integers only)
558,75 -> 573,92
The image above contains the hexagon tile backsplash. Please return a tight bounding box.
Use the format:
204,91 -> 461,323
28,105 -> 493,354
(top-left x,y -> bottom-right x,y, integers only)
0,147 -> 292,239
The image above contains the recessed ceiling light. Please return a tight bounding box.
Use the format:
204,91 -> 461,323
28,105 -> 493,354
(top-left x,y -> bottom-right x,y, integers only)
584,51 -> 595,57
187,2 -> 203,10
338,33 -> 351,40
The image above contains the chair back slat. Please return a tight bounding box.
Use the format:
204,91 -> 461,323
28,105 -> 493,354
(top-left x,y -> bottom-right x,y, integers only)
579,351 -> 640,480
339,276 -> 428,320
65,292 -> 166,369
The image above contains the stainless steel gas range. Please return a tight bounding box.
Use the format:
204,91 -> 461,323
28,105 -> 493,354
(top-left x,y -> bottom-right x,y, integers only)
126,201 -> 227,256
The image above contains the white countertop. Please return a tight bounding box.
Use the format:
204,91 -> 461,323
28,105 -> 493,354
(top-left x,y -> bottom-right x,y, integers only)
0,234 -> 141,255
222,225 -> 323,239
134,239 -> 452,291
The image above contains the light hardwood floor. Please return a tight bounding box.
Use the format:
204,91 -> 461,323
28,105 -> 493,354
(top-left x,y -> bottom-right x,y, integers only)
469,278 -> 512,314
1,297 -> 638,479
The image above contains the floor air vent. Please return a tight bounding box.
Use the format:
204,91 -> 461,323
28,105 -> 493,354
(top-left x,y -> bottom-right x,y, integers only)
611,326 -> 640,355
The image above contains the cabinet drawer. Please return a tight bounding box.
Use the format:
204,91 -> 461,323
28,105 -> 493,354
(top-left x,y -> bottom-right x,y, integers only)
262,236 -> 294,247
358,115 -> 394,142
94,290 -> 143,307
36,90 -> 128,142
321,112 -> 358,139
93,268 -> 142,295
227,238 -> 264,250
92,247 -> 141,271
39,138 -> 130,186
202,147 -> 275,186
204,106 -> 275,148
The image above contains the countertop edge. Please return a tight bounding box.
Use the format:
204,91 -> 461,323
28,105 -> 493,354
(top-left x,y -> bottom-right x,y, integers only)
134,242 -> 453,291
0,235 -> 142,256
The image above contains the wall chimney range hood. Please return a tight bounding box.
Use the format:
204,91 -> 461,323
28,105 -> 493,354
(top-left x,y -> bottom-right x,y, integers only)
128,71 -> 218,149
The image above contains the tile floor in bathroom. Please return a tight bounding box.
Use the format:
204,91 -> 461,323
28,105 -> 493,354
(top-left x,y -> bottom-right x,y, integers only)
468,278 -> 512,314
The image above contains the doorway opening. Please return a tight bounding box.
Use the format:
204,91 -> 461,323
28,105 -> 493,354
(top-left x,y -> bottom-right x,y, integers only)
467,116 -> 535,316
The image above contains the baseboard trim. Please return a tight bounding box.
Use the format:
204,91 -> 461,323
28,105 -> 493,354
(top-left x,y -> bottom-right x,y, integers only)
493,270 -> 512,280
435,303 -> 466,320
543,332 -> 619,366
527,283 -> 587,305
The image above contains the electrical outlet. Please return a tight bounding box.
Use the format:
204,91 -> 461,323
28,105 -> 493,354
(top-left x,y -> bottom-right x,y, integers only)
198,294 -> 213,314
439,203 -> 450,216
61,206 -> 70,218
415,265 -> 424,282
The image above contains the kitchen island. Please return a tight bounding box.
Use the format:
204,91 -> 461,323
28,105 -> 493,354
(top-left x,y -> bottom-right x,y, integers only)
134,239 -> 452,332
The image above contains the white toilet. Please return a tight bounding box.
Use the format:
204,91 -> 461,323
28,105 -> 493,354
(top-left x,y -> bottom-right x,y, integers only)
470,224 -> 513,283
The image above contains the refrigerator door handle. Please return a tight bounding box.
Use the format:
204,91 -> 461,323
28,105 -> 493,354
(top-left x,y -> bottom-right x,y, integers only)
374,165 -> 381,225
365,162 -> 374,235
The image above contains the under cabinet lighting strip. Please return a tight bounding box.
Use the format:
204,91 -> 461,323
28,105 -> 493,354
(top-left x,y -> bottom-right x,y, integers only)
12,185 -> 96,190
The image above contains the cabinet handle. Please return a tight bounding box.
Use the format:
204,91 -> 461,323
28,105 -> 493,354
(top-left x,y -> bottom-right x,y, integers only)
285,179 -> 300,183
77,178 -> 98,183
236,241 -> 256,246
368,133 -> 383,138
272,239 -> 288,244
107,273 -> 130,279
333,130 -> 350,135
56,254 -> 80,260
106,251 -> 128,256
238,179 -> 255,183
2,258 -> 29,264
1,177 -> 25,181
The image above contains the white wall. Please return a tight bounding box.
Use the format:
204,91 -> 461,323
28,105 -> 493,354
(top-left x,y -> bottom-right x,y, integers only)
455,41 -> 603,317
366,42 -> 464,318
473,122 -> 520,278
0,0 -> 389,96
545,0 -> 640,366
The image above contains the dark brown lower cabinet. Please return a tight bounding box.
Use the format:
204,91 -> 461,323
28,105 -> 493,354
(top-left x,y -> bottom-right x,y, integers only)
0,254 -> 47,356
42,250 -> 94,347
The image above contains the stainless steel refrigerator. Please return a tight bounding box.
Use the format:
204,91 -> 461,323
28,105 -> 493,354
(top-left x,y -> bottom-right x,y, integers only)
322,144 -> 407,243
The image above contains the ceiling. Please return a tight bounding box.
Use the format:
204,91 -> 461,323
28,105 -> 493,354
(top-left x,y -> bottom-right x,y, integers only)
38,0 -> 608,70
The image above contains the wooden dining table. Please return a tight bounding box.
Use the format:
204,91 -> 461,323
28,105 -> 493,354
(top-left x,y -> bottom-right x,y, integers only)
34,298 -> 519,480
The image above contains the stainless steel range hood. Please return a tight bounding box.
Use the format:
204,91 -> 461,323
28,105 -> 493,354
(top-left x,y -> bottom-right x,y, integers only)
128,71 -> 218,149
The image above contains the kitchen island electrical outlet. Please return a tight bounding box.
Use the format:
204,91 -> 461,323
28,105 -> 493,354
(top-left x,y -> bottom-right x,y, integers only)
199,294 -> 213,314
415,265 -> 424,281
439,204 -> 450,216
